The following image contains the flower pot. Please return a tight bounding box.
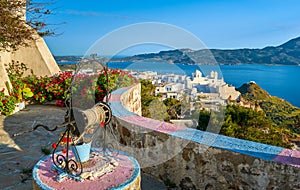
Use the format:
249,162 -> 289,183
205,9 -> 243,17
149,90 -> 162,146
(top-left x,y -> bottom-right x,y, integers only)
12,103 -> 20,114
19,101 -> 25,110
71,142 -> 91,162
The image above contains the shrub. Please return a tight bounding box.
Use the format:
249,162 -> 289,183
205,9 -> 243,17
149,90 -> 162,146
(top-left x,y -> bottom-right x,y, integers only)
0,88 -> 17,116
5,61 -> 34,103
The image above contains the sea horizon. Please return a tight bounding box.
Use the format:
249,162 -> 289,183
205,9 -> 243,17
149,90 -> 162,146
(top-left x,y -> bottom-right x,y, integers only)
58,61 -> 300,108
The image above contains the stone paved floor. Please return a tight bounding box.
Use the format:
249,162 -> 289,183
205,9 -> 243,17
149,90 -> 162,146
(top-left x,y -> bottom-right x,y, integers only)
0,104 -> 166,190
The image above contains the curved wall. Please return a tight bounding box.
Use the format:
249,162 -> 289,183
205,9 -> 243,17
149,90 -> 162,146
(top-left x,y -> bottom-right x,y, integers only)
107,84 -> 300,189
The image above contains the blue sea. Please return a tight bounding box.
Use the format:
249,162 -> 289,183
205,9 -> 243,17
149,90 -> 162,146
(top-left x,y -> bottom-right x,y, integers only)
59,61 -> 300,107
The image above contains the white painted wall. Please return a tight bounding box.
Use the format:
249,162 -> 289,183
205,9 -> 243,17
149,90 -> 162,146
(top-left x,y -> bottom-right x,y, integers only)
0,35 -> 60,94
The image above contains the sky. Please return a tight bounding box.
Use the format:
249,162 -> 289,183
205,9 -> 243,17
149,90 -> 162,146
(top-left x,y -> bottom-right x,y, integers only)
37,0 -> 300,56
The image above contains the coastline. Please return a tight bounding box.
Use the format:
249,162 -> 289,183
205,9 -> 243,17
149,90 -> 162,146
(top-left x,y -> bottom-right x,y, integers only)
58,62 -> 300,108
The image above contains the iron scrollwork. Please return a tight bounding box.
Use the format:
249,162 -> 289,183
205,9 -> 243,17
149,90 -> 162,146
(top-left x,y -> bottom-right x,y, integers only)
13,55 -> 115,181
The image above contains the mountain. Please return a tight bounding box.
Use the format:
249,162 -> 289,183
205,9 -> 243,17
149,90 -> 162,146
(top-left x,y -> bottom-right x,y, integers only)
114,49 -> 195,64
116,36 -> 300,65
54,56 -> 82,63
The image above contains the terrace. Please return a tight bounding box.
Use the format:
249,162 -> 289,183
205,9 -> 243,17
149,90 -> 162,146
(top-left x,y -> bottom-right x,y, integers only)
1,83 -> 300,189
0,104 -> 166,189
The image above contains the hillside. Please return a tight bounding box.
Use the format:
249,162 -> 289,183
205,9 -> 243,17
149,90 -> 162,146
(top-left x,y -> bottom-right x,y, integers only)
237,82 -> 271,101
54,55 -> 81,63
237,82 -> 300,135
117,36 -> 300,65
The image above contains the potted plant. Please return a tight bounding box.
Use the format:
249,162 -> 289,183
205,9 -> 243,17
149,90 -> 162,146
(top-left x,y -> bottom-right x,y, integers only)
5,61 -> 34,110
5,81 -> 33,110
19,86 -> 34,109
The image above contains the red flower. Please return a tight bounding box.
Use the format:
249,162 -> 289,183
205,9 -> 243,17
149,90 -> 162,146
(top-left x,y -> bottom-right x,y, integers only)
62,149 -> 67,154
52,143 -> 57,149
100,122 -> 105,128
55,100 -> 65,107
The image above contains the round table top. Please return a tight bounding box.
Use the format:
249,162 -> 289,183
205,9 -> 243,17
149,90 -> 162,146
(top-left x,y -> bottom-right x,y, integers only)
32,149 -> 140,190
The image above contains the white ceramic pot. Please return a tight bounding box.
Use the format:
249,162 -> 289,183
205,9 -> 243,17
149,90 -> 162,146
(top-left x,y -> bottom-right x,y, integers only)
19,101 -> 25,110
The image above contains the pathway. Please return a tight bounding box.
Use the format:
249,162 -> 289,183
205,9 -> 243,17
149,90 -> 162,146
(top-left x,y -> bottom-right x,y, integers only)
0,104 -> 166,190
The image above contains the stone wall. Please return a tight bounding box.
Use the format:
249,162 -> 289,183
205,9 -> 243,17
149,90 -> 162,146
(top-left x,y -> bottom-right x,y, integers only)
120,83 -> 142,116
107,84 -> 300,190
142,140 -> 300,190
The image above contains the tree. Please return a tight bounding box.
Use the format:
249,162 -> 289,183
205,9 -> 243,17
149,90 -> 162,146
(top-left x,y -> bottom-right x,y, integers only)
220,104 -> 293,148
0,0 -> 33,51
163,98 -> 181,120
197,110 -> 210,131
140,79 -> 158,118
0,0 -> 55,51
26,0 -> 56,37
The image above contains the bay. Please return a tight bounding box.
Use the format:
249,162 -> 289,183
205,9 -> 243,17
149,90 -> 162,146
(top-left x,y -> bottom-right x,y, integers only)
107,62 -> 300,108
58,61 -> 300,107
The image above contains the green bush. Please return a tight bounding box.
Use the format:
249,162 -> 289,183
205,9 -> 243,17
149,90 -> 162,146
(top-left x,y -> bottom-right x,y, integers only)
197,105 -> 293,148
0,89 -> 17,116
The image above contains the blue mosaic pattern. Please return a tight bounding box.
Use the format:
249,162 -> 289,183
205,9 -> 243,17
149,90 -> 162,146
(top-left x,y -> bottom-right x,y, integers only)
32,155 -> 54,190
108,102 -> 136,118
170,128 -> 284,161
33,150 -> 141,190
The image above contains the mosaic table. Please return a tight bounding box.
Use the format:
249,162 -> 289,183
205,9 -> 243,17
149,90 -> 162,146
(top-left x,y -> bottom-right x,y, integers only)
32,150 -> 140,190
